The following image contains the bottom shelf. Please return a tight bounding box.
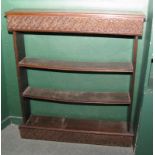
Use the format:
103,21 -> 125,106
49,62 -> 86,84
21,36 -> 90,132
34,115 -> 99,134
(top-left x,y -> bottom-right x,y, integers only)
19,115 -> 134,147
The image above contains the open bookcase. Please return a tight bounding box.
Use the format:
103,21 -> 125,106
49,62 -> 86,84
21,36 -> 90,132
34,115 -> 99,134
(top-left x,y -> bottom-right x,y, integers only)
5,10 -> 144,146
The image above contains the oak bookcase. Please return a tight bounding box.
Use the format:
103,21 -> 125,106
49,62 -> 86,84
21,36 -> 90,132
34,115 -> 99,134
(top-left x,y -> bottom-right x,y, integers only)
5,10 -> 144,146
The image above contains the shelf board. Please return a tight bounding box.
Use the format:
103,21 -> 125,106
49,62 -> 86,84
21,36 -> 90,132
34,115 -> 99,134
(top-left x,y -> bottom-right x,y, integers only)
19,58 -> 133,73
23,87 -> 131,105
20,115 -> 134,146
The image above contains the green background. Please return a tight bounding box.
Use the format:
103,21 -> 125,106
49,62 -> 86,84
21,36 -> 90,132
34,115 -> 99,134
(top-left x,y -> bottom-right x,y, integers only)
1,0 -> 152,154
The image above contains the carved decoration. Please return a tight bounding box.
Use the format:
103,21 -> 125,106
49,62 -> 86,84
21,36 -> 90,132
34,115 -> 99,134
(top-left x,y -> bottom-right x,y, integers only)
7,13 -> 144,35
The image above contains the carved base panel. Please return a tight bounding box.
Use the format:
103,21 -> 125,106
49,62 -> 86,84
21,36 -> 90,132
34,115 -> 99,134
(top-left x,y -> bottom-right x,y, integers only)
19,115 -> 134,147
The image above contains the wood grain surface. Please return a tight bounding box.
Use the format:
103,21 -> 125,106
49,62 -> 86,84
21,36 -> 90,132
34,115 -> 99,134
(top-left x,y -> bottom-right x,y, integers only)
6,10 -> 144,35
23,87 -> 131,105
19,58 -> 133,73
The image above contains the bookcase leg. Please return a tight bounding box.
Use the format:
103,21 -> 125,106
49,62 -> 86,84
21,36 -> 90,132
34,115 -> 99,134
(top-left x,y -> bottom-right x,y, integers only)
128,36 -> 138,131
13,31 -> 30,123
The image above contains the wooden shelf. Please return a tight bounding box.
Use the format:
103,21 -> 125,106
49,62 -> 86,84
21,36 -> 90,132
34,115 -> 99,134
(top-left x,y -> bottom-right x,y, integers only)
19,115 -> 134,146
19,58 -> 133,73
23,87 -> 131,105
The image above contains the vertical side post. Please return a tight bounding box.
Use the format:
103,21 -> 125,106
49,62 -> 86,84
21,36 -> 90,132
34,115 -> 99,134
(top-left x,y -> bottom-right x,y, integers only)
128,36 -> 138,131
13,31 -> 30,123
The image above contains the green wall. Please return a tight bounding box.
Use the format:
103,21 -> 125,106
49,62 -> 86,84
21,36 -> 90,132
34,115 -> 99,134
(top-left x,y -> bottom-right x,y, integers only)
1,0 -> 151,138
134,0 -> 152,153
135,91 -> 153,155
1,56 -> 11,129
1,53 -> 9,120
26,35 -> 131,120
135,30 -> 152,155
133,0 -> 152,132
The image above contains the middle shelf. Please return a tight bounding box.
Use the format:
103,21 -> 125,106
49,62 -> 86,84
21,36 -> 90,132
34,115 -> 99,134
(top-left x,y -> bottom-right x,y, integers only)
23,87 -> 131,105
19,58 -> 133,73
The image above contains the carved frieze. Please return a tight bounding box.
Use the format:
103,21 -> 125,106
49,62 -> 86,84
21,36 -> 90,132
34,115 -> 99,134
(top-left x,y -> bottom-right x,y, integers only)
6,12 -> 144,35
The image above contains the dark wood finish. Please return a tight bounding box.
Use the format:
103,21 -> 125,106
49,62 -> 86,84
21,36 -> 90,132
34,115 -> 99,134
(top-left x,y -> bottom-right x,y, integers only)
6,10 -> 145,146
13,32 -> 30,123
24,115 -> 131,135
19,115 -> 134,146
130,36 -> 138,99
19,58 -> 133,73
128,36 -> 139,131
6,10 -> 144,36
23,87 -> 131,105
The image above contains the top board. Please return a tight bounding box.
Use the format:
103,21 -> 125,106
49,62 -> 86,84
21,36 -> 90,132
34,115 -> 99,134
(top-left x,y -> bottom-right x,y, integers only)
6,9 -> 145,36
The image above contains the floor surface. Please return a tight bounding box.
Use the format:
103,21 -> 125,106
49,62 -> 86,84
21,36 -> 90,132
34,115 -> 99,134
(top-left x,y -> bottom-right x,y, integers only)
2,125 -> 134,155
